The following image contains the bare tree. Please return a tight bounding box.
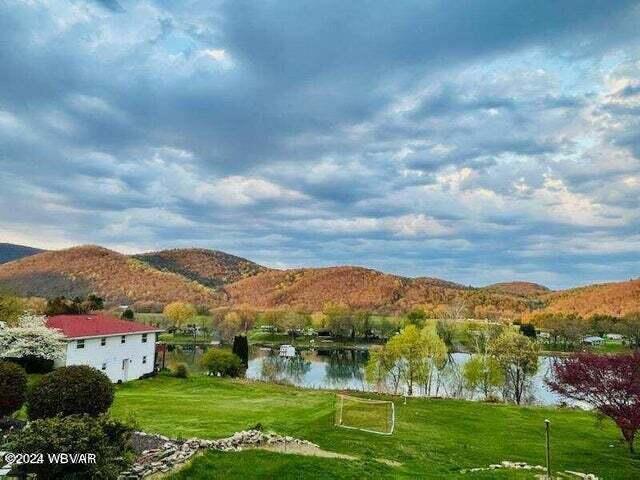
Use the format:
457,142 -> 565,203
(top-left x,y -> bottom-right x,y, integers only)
445,298 -> 467,321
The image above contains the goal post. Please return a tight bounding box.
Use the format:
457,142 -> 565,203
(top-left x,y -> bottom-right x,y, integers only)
334,393 -> 395,435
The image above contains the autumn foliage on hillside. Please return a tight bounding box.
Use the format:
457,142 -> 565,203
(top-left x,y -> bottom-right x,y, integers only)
134,248 -> 266,289
0,246 -> 222,307
481,282 -> 550,297
223,266 -> 535,315
542,279 -> 640,317
224,267 -> 407,311
0,244 -> 639,318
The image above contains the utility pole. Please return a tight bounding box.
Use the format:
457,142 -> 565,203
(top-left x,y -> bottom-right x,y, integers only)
545,419 -> 552,480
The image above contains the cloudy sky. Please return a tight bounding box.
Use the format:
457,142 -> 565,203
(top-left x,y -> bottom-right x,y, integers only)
1,0 -> 640,288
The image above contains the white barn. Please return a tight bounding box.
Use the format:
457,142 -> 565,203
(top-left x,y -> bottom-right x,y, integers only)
46,314 -> 164,383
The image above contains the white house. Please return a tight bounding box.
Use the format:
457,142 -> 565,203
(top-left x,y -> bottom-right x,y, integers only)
46,314 -> 164,383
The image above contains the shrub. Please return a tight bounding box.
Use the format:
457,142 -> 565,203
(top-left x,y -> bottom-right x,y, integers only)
27,365 -> 114,420
0,361 -> 27,418
4,414 -> 134,479
200,349 -> 243,377
121,308 -> 135,320
173,363 -> 189,378
3,356 -> 54,374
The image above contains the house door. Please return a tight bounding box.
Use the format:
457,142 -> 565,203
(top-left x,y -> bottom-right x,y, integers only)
122,359 -> 129,381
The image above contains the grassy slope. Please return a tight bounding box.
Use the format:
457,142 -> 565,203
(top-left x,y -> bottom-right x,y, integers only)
111,376 -> 640,479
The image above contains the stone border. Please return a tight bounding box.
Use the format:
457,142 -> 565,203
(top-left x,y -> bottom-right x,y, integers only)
119,430 -> 319,479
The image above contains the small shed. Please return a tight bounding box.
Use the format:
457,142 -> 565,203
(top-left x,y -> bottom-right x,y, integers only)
583,335 -> 604,346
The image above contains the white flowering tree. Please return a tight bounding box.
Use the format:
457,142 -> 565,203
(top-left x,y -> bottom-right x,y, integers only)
0,314 -> 65,360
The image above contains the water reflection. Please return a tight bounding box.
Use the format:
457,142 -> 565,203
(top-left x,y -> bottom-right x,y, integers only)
246,349 -> 571,406
259,351 -> 312,384
163,346 -> 575,406
320,349 -> 368,387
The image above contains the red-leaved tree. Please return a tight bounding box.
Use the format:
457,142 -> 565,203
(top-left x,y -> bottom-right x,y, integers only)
548,352 -> 640,453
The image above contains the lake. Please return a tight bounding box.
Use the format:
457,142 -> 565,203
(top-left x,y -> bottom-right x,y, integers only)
163,345 -> 578,407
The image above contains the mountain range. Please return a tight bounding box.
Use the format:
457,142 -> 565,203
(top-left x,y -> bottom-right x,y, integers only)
0,243 -> 638,317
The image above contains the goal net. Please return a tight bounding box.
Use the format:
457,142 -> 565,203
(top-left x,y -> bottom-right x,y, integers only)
334,394 -> 395,435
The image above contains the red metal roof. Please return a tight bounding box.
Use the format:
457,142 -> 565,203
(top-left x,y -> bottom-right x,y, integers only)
46,314 -> 163,339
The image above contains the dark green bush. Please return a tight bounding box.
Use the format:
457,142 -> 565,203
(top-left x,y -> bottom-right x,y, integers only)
27,365 -> 114,420
200,349 -> 243,377
0,361 -> 27,418
4,356 -> 54,374
173,363 -> 189,378
4,414 -> 133,480
519,323 -> 537,339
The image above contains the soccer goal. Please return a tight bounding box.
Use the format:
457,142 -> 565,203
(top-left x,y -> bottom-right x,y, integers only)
334,394 -> 395,435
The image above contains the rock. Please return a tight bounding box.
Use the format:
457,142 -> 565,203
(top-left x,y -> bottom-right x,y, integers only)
121,429 -> 319,479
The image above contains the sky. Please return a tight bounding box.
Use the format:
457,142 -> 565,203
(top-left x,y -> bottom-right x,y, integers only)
1,0 -> 640,289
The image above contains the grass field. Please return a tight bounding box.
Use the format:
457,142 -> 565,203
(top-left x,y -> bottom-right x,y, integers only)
336,394 -> 394,434
111,375 -> 640,479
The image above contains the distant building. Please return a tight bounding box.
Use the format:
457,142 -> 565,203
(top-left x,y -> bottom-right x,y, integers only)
605,333 -> 624,341
582,335 -> 604,346
279,345 -> 296,357
46,314 -> 164,383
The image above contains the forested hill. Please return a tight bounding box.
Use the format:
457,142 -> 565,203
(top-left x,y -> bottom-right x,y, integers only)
0,245 -> 222,306
133,248 -> 267,289
0,243 -> 45,264
0,243 -> 638,318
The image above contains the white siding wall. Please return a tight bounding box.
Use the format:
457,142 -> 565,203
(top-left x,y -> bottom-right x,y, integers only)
62,332 -> 157,382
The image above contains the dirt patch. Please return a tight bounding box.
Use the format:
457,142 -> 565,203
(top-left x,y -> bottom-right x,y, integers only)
258,443 -> 357,460
258,444 -> 402,468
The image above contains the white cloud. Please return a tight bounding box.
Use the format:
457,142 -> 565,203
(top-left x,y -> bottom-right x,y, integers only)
302,214 -> 452,238
200,48 -> 234,69
204,176 -> 308,207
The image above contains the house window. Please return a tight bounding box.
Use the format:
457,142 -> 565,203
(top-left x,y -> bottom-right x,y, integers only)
142,333 -> 148,343
77,339 -> 85,349
101,363 -> 107,371
121,335 -> 126,344
142,356 -> 147,364
101,337 -> 106,346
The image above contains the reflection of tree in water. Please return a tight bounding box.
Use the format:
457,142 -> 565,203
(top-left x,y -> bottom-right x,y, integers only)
260,352 -> 311,384
433,356 -> 464,398
165,345 -> 205,373
322,349 -> 369,387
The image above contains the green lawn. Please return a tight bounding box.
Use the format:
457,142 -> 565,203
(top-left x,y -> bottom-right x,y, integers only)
110,375 -> 640,479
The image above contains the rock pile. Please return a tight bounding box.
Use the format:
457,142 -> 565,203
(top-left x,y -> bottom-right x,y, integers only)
119,430 -> 318,479
461,460 -> 547,474
209,430 -> 318,452
460,460 -> 600,480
